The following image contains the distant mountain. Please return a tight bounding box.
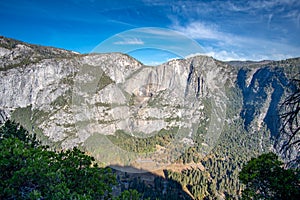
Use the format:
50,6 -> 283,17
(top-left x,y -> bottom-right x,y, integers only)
1,36 -> 299,199
226,60 -> 272,67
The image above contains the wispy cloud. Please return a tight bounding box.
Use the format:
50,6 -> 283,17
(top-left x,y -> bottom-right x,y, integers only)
173,20 -> 297,48
247,0 -> 300,9
203,51 -> 247,61
222,0 -> 300,13
86,0 -> 300,60
282,10 -> 300,27
114,38 -> 144,45
107,19 -> 137,28
172,22 -> 236,45
203,49 -> 295,61
138,28 -> 182,37
172,21 -> 300,61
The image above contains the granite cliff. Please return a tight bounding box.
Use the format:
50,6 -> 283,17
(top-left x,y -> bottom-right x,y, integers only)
0,36 -> 299,169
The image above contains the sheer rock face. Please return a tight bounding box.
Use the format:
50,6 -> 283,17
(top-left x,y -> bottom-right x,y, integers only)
0,36 -> 299,163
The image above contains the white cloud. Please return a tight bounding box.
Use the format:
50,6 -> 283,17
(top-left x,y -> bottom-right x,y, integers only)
203,51 -> 247,61
173,22 -> 223,40
185,51 -> 258,61
183,51 -> 248,61
114,38 -> 144,45
172,22 -> 237,45
200,50 -> 293,62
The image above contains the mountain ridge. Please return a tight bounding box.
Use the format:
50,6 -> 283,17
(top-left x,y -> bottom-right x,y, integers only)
0,35 -> 299,153
1,36 -> 299,199
3,35 -> 300,66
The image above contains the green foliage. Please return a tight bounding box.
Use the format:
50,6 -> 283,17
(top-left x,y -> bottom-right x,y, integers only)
239,153 -> 300,200
97,72 -> 114,91
125,174 -> 191,200
0,120 -> 40,147
107,127 -> 178,153
167,169 -> 209,200
115,189 -> 141,200
0,120 -> 117,199
10,105 -> 53,145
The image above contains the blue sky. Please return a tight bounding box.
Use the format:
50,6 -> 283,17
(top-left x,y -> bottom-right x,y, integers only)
1,0 -> 300,63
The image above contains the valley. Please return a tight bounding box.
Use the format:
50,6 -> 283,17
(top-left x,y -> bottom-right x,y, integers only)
0,36 -> 299,199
